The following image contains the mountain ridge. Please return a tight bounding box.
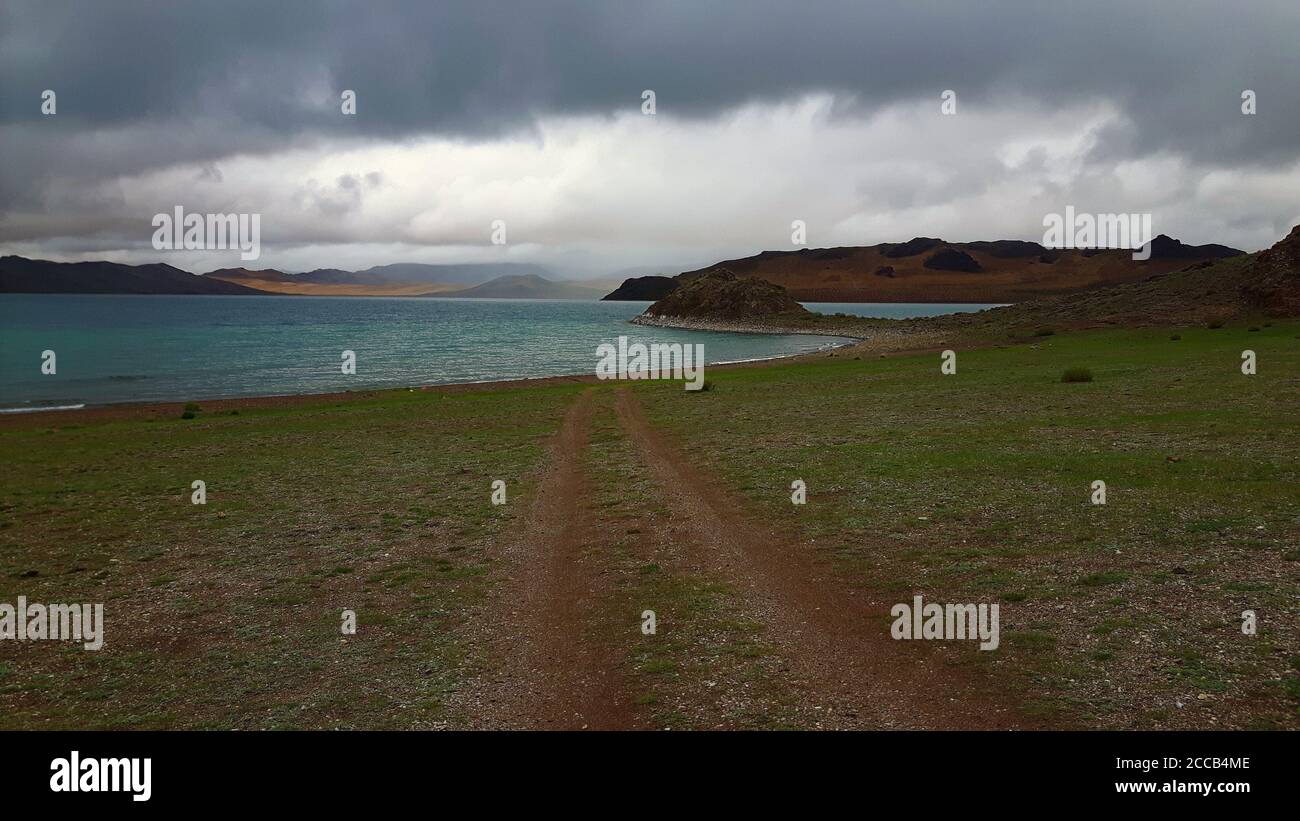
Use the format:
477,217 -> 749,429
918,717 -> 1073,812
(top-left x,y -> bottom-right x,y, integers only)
0,257 -> 604,298
0,256 -> 269,296
442,274 -> 606,300
604,235 -> 1245,304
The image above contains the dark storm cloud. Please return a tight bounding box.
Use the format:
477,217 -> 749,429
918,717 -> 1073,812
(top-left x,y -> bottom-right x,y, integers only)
1,0 -> 1296,264
2,0 -> 1297,160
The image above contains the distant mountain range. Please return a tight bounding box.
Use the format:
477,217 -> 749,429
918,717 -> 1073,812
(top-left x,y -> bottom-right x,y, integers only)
443,274 -> 604,300
1,233 -> 1248,303
0,257 -> 606,300
603,235 -> 1245,304
0,256 -> 266,295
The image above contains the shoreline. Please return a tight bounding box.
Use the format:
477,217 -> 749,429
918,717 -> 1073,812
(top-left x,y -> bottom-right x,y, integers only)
630,312 -> 869,339
630,311 -> 956,352
5,290 -> 1014,304
0,318 -> 947,428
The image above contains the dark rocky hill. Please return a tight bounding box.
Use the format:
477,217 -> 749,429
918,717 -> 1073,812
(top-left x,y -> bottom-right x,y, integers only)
642,268 -> 808,319
602,275 -> 679,301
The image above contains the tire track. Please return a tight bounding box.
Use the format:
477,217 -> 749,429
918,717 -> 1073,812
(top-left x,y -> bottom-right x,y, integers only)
458,390 -> 641,729
614,387 -> 1037,729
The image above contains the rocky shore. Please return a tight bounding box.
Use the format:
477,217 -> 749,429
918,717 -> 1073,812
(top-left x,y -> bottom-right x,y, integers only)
630,311 -> 954,355
631,312 -> 865,338
630,266 -> 958,353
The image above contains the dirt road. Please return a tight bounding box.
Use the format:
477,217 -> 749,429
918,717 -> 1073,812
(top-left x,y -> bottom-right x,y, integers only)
460,387 -> 1037,729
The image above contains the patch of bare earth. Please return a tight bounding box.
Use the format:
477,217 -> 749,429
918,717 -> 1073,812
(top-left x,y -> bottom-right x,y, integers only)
453,391 -> 642,729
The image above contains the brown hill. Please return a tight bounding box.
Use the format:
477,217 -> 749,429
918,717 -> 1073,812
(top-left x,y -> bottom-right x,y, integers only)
942,224 -> 1299,332
642,268 -> 809,320
654,236 -> 1243,303
1240,224 -> 1300,316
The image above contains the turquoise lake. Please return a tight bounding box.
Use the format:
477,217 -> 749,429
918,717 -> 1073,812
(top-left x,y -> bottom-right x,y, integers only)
0,295 -> 1003,409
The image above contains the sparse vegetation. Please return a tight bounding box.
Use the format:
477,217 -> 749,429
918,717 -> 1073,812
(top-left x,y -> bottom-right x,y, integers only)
0,382 -> 583,729
2,322 -> 1297,730
637,322 -> 1300,729
1061,366 -> 1094,383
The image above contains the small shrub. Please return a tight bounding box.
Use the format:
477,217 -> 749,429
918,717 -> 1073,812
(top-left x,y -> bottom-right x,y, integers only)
183,402 -> 201,412
180,410 -> 196,420
1033,327 -> 1055,337
1169,334 -> 1181,341
1207,318 -> 1225,329
1248,326 -> 1260,332
1061,367 -> 1093,383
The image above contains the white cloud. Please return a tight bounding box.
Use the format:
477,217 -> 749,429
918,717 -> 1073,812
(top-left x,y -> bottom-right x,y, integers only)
8,93 -> 1297,275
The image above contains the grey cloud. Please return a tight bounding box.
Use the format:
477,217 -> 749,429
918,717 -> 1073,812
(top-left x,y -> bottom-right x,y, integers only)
1,0 -> 1297,268
2,0 -> 1297,163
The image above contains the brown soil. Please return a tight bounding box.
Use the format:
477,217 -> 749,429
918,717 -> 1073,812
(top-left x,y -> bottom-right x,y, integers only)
454,390 -> 642,729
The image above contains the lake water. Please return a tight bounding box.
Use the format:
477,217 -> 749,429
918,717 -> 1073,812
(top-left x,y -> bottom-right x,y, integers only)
0,295 -> 1000,409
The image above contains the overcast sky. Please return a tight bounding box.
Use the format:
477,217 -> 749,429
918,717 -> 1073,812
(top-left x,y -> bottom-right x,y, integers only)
1,0 -> 1297,277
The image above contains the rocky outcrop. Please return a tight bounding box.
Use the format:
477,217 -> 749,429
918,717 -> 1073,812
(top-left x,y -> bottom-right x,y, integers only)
1241,224 -> 1300,316
966,240 -> 1047,258
923,248 -> 982,272
883,237 -> 943,258
640,267 -> 808,320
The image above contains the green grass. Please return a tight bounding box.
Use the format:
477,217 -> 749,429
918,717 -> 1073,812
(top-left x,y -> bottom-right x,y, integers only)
2,320 -> 1296,730
633,321 -> 1300,729
0,382 -> 583,729
581,392 -> 800,729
